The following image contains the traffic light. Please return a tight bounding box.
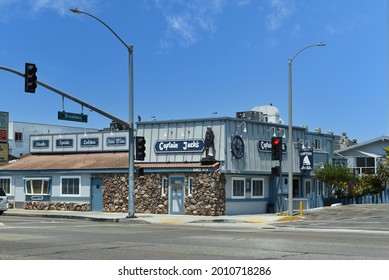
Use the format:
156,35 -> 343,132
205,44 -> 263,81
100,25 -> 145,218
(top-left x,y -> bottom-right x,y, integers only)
135,136 -> 146,161
24,63 -> 38,93
271,137 -> 282,160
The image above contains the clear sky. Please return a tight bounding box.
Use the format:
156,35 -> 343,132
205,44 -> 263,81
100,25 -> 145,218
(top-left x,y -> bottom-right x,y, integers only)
0,0 -> 387,143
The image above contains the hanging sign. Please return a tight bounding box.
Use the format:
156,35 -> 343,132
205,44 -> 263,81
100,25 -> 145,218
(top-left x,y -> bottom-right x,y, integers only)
58,111 -> 88,123
300,149 -> 313,171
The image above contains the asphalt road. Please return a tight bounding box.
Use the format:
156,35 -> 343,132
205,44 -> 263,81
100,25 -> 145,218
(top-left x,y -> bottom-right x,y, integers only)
1,204 -> 389,260
282,204 -> 389,232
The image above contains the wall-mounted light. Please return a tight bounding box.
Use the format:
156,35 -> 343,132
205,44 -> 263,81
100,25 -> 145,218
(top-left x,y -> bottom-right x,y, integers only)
267,127 -> 277,137
238,121 -> 247,133
277,128 -> 286,138
296,139 -> 311,149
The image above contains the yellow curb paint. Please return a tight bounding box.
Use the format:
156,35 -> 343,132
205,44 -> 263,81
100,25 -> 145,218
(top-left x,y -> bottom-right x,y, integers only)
276,216 -> 301,222
246,218 -> 268,223
159,219 -> 184,224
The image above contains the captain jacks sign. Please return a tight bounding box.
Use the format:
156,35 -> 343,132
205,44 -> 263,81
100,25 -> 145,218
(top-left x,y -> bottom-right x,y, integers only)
154,139 -> 205,153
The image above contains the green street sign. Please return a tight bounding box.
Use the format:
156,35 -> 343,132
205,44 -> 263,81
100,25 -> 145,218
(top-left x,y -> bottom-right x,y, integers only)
58,111 -> 88,123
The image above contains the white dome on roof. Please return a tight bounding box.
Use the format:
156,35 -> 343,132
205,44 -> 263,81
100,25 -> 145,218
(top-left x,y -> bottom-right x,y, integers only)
251,105 -> 281,124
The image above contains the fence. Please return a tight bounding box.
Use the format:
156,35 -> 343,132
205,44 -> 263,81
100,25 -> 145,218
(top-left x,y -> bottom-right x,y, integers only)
305,189 -> 389,209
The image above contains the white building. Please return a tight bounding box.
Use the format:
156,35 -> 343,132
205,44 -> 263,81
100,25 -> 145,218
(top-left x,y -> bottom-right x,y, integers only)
334,136 -> 389,175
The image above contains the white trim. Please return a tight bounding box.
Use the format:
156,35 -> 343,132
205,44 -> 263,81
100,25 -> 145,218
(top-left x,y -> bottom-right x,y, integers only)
304,179 -> 312,196
187,176 -> 193,197
60,176 -> 81,196
161,176 -> 167,197
231,177 -> 246,199
24,177 -> 50,195
251,178 -> 264,198
0,176 -> 12,195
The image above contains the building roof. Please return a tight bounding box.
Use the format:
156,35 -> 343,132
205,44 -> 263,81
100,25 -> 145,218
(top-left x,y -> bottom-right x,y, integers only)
335,136 -> 389,154
0,152 -> 220,172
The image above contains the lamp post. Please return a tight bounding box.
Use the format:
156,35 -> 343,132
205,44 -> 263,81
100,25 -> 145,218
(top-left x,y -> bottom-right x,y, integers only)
70,8 -> 136,218
287,43 -> 325,216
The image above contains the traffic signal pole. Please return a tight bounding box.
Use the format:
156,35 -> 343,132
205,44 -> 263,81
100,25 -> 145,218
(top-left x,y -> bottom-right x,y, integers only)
0,65 -> 128,127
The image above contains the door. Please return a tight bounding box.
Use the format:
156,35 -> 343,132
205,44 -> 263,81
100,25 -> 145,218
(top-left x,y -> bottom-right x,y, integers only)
91,178 -> 103,211
169,176 -> 185,214
293,179 -> 300,198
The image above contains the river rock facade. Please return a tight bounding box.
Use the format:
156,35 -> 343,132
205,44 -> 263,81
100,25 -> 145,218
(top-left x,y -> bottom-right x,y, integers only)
93,170 -> 226,216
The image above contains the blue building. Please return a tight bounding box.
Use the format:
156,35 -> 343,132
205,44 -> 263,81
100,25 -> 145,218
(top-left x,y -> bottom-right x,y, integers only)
0,106 -> 335,215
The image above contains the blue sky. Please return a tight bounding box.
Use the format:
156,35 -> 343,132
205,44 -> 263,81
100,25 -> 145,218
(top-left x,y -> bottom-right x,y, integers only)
0,0 -> 387,143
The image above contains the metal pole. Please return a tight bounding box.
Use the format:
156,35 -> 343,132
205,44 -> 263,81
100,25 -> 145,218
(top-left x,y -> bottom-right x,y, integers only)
0,65 -> 128,126
287,59 -> 293,216
70,8 -> 136,218
287,43 -> 325,216
128,46 -> 135,218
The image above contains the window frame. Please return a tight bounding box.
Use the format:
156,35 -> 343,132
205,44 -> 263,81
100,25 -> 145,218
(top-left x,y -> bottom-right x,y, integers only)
251,178 -> 264,198
0,177 -> 11,195
24,177 -> 51,195
14,132 -> 23,142
60,176 -> 81,196
161,176 -> 168,197
314,138 -> 321,150
187,176 -> 193,197
304,179 -> 312,195
232,177 -> 246,199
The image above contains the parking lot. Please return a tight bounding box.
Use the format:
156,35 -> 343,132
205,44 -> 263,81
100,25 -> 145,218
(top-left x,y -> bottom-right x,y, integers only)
279,204 -> 389,232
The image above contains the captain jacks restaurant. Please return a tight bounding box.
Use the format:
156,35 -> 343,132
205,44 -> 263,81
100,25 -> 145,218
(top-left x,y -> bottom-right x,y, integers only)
0,114 -> 335,216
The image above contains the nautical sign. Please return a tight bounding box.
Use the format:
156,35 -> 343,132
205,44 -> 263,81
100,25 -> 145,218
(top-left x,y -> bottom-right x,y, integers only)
32,139 -> 50,149
80,137 -> 99,147
106,136 -> 126,147
154,139 -> 205,153
300,149 -> 313,171
56,139 -> 74,148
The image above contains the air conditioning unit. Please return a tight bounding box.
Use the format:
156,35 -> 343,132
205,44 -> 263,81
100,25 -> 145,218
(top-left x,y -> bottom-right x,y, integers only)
236,111 -> 263,121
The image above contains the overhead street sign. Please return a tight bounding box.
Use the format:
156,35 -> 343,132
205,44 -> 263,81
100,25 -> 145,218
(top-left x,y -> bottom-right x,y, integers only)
58,111 -> 88,123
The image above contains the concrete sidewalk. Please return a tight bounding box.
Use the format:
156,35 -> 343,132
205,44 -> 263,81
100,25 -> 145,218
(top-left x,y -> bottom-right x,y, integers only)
3,208 -> 299,224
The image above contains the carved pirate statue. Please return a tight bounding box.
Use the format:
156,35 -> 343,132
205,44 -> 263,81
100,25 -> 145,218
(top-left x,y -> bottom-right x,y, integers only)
204,126 -> 215,158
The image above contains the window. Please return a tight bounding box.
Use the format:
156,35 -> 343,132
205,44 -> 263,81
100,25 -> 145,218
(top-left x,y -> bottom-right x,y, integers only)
318,181 -> 323,196
251,178 -> 264,198
232,177 -> 245,199
61,177 -> 80,195
25,178 -> 50,195
0,177 -> 11,194
314,138 -> 321,150
356,157 -> 375,174
305,180 -> 311,195
14,132 -> 23,142
161,176 -> 168,196
187,177 -> 193,197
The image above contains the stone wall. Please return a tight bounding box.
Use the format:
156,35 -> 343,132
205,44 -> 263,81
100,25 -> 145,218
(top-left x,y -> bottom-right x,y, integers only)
24,201 -> 90,211
184,170 -> 226,216
93,169 -> 226,216
95,173 -> 129,212
135,173 -> 168,214
21,170 -> 226,215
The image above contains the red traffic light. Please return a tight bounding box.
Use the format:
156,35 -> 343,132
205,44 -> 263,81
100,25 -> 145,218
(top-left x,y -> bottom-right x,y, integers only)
271,136 -> 282,160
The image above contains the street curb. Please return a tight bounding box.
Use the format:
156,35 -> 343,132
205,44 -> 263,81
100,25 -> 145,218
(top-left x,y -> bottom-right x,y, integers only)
4,211 -> 149,223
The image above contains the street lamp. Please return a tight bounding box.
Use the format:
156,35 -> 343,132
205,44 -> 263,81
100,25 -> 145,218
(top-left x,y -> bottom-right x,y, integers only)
287,42 -> 325,216
70,8 -> 136,218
